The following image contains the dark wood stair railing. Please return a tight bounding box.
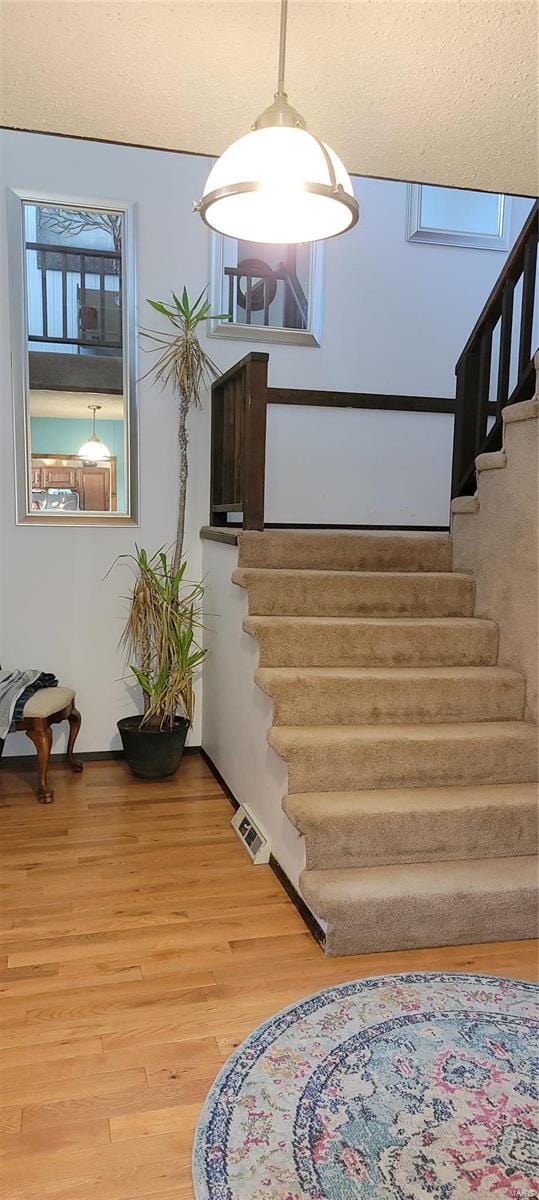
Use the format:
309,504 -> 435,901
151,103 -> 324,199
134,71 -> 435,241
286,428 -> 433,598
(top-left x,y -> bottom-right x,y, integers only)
209,353 -> 458,532
451,199 -> 539,498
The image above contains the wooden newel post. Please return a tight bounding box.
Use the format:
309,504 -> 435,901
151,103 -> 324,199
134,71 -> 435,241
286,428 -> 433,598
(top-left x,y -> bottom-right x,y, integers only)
209,377 -> 226,527
242,353 -> 269,531
451,349 -> 480,498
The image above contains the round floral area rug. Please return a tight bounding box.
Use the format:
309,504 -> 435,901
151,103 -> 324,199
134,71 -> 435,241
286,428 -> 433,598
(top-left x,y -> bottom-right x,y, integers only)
192,972 -> 539,1200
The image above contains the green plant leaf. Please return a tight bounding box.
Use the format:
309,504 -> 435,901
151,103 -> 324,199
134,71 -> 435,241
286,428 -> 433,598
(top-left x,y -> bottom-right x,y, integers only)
147,299 -> 174,317
192,285 -> 208,311
130,665 -> 152,693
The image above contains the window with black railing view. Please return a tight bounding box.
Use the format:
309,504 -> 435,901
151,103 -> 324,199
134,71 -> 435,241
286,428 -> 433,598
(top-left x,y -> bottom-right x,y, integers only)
208,236 -> 323,346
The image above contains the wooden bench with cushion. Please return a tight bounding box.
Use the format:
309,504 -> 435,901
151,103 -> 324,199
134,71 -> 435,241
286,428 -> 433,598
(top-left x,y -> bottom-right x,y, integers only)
12,688 -> 82,803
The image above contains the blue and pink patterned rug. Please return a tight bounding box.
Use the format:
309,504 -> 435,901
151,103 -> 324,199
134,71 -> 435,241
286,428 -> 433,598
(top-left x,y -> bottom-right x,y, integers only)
193,972 -> 538,1199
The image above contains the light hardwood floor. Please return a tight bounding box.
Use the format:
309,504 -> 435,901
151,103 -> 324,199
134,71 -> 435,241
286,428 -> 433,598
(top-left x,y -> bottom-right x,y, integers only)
0,754 -> 537,1199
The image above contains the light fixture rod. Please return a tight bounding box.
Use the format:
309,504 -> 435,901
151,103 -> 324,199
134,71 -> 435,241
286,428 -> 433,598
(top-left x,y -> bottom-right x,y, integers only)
277,0 -> 288,95
88,403 -> 101,437
195,0 -> 359,243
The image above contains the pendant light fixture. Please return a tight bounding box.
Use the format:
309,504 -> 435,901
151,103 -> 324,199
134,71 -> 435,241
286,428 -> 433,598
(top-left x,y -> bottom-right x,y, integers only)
195,0 -> 358,244
78,404 -> 111,462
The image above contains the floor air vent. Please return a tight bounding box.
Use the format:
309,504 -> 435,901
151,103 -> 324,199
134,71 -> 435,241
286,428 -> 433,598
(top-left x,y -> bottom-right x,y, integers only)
231,805 -> 271,864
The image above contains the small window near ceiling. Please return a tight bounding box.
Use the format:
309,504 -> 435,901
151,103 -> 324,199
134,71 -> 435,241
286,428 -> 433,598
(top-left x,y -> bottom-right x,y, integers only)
208,232 -> 323,346
406,184 -> 511,250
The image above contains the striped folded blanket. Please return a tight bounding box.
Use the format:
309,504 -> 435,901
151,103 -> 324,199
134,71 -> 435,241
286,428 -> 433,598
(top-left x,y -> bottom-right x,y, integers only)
0,670 -> 58,740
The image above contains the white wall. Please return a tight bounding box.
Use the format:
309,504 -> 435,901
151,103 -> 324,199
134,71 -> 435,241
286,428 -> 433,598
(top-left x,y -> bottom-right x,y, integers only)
261,183 -> 532,528
0,129 -> 533,752
201,539 -> 304,887
230,180 -> 531,398
0,131 -> 215,754
265,407 -> 454,527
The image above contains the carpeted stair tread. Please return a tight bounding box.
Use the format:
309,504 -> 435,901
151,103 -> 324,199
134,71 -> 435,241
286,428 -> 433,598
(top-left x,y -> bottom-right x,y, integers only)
233,567 -> 475,617
243,615 -> 498,667
284,782 -> 538,869
237,530 -> 453,573
255,665 -> 525,724
299,855 -> 539,955
231,524 -> 538,955
268,720 -> 538,792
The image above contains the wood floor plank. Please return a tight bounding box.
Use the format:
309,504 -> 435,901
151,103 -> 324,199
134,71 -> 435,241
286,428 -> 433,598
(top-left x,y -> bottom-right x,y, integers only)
0,964 -> 142,1000
8,1066 -> 147,1109
0,1036 -> 219,1101
110,1100 -> 201,1143
23,1073 -> 215,1131
0,1130 -> 192,1199
0,1036 -> 105,1070
0,755 -> 536,1200
0,1118 -> 110,1161
0,1106 -> 22,1134
20,970 -> 216,1025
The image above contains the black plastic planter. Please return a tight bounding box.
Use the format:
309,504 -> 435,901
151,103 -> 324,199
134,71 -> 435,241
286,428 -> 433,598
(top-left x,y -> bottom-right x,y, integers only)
117,716 -> 189,779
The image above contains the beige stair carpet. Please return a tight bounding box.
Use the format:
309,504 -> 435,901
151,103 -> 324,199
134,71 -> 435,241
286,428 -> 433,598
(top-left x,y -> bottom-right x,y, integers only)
299,855 -> 539,957
284,782 -> 539,869
256,665 -> 525,725
233,567 -> 475,618
234,531 -> 539,955
244,615 -> 499,668
238,530 -> 453,573
268,721 -> 537,793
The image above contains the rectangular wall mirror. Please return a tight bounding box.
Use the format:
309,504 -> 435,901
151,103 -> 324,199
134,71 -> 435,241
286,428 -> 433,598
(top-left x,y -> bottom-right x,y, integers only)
8,190 -> 138,523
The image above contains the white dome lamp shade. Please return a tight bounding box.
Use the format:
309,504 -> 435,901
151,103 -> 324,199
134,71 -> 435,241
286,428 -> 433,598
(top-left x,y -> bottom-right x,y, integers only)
78,404 -> 111,462
195,0 -> 358,244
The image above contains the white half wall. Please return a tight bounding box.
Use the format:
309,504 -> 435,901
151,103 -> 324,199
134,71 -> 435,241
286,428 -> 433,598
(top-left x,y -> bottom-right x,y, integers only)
201,539 -> 304,887
265,407 -> 454,527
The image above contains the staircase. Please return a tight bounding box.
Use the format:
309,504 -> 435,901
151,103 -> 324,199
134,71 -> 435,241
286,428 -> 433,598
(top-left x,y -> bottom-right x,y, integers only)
233,530 -> 538,956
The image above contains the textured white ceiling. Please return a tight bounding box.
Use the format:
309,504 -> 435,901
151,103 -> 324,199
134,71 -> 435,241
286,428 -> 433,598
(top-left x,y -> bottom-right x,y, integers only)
1,0 -> 537,196
30,391 -> 123,420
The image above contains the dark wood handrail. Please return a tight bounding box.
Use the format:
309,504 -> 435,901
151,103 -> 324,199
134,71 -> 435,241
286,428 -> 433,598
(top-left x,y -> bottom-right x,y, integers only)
456,201 -> 539,368
451,201 -> 538,498
268,388 -> 460,414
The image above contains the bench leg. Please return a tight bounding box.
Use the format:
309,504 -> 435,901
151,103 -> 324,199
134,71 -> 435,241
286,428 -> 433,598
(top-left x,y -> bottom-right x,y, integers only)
66,706 -> 83,773
25,725 -> 54,803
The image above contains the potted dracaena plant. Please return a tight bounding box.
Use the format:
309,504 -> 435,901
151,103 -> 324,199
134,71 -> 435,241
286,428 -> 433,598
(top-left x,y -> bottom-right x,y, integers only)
116,288 -> 226,778
141,287 -> 227,572
116,549 -> 206,778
